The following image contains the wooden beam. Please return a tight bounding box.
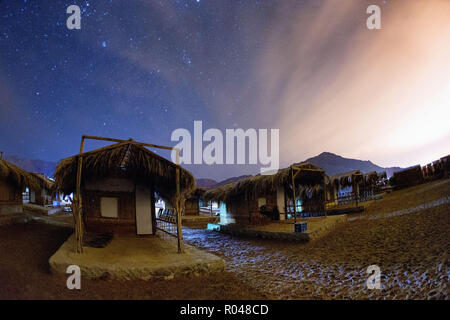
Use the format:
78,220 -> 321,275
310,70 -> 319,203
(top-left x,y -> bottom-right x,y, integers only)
291,166 -> 297,224
175,148 -> 184,253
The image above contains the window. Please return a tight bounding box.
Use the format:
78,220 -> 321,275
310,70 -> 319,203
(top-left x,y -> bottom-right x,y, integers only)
258,197 -> 267,207
100,197 -> 118,218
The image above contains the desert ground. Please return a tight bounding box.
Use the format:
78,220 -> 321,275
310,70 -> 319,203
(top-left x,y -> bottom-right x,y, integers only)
0,179 -> 448,300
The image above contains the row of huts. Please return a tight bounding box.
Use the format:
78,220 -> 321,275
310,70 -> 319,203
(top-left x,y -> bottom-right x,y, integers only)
0,156 -> 54,221
3,138 -> 448,239
186,166 -> 389,226
391,155 -> 450,190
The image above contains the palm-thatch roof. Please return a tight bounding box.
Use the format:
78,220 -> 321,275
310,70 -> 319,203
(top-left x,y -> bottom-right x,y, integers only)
203,183 -> 234,203
53,141 -> 195,201
0,158 -> 41,190
185,187 -> 206,200
203,162 -> 325,203
29,172 -> 54,190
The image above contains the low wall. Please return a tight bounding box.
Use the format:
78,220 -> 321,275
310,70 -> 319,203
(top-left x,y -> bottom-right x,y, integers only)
219,224 -> 310,242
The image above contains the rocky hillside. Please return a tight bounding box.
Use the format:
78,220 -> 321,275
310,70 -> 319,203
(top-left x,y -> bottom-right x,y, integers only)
306,152 -> 402,177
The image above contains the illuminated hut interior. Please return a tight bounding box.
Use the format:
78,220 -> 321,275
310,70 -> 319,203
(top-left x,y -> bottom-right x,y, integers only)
54,139 -> 195,238
328,170 -> 364,205
0,157 -> 40,218
204,162 -> 326,226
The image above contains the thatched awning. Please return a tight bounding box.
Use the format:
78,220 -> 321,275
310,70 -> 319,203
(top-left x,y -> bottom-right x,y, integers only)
329,170 -> 363,188
203,183 -> 234,203
0,159 -> 41,190
185,187 -> 206,200
53,141 -> 195,200
203,162 -> 325,203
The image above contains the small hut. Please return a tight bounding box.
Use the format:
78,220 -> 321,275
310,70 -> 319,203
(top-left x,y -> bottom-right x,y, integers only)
0,157 -> 40,222
328,170 -> 364,205
54,140 -> 195,236
204,162 -> 326,225
28,172 -> 54,206
392,165 -> 423,189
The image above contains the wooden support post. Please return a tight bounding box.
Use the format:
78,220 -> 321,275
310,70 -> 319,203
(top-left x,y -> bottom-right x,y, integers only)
175,148 -> 183,254
291,167 -> 297,224
74,136 -> 85,254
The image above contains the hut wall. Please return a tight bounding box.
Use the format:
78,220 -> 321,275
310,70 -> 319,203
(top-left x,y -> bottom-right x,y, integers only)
0,180 -> 23,216
83,178 -> 138,234
30,189 -> 50,206
393,166 -> 424,189
228,192 -> 276,226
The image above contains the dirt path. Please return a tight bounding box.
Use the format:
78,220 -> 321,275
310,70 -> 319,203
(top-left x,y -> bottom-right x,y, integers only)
184,203 -> 449,299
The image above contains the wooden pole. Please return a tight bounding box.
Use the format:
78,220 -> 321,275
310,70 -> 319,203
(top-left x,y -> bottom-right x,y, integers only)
74,136 -> 85,254
175,148 -> 183,254
291,167 -> 297,224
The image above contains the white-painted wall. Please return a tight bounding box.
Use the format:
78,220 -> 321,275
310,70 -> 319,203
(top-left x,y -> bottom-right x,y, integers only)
135,185 -> 153,235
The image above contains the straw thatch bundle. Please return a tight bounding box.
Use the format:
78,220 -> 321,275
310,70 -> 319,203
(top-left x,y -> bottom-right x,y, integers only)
203,183 -> 234,203
330,170 -> 363,188
29,172 -> 54,190
53,141 -> 195,201
0,158 -> 41,190
185,187 -> 206,200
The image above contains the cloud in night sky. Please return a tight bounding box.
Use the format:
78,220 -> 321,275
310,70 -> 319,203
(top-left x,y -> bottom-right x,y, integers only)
0,0 -> 449,180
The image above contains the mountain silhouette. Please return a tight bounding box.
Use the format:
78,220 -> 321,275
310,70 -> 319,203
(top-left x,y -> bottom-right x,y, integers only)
306,152 -> 402,177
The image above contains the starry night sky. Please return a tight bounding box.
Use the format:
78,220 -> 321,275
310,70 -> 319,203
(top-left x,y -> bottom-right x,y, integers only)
1,0 -> 449,180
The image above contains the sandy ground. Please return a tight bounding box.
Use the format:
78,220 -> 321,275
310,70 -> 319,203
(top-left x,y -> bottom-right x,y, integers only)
0,222 -> 267,299
0,179 -> 448,299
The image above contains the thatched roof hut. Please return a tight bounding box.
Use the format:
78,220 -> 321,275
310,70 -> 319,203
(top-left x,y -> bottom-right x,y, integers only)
0,158 -> 40,218
184,187 -> 206,216
329,170 -> 363,189
54,141 -> 195,202
203,162 -> 325,204
53,140 -> 195,235
28,172 -> 54,205
0,158 -> 40,191
203,162 -> 326,225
